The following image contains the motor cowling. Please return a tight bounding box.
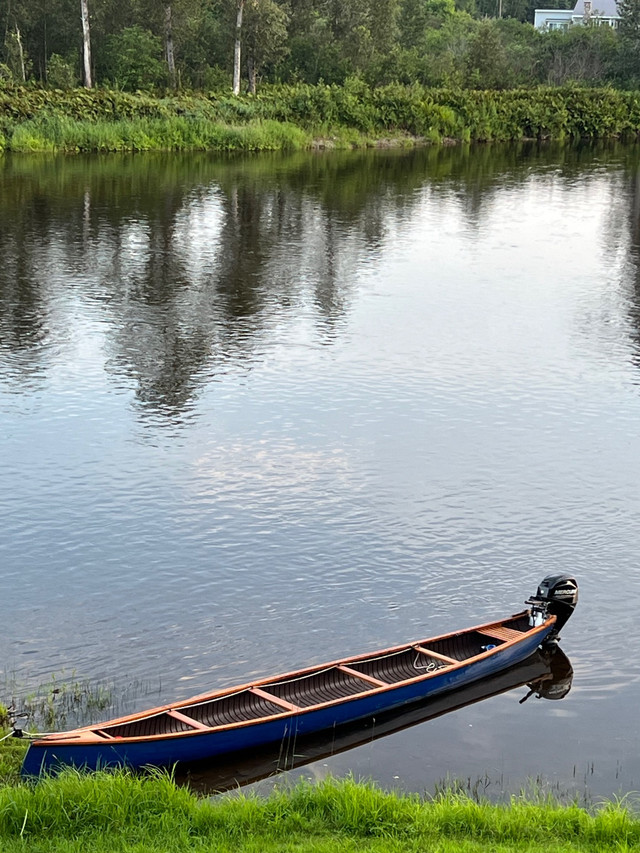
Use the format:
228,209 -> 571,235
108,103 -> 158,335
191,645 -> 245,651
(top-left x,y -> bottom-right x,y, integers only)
526,574 -> 578,638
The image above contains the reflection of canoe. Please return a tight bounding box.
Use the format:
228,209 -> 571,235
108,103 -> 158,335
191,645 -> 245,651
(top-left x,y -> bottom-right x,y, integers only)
178,646 -> 573,794
21,574 -> 577,777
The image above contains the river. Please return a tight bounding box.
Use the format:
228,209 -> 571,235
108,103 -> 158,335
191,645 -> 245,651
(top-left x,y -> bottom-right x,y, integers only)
1,142 -> 639,799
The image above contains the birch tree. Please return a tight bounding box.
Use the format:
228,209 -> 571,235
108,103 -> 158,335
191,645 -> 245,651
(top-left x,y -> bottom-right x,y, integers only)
165,3 -> 177,87
80,0 -> 92,86
233,0 -> 244,93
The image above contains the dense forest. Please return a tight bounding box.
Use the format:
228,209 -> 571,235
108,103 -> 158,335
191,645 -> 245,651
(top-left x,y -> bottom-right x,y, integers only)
0,0 -> 638,93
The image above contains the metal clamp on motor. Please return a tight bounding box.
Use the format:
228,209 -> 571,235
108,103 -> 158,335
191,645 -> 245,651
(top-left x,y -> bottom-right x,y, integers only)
527,600 -> 547,628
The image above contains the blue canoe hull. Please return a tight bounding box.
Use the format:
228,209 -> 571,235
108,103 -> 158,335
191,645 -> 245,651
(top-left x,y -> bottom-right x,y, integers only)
21,619 -> 553,778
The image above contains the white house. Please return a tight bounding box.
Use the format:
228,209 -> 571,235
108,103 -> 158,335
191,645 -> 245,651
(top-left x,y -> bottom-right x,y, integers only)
534,0 -> 620,29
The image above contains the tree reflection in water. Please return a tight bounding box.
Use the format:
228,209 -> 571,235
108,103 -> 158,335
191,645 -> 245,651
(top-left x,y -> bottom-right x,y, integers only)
1,143 -> 640,417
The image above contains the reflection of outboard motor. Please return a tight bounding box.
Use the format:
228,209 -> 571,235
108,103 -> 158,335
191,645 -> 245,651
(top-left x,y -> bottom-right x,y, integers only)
536,647 -> 574,700
520,646 -> 573,704
526,574 -> 578,640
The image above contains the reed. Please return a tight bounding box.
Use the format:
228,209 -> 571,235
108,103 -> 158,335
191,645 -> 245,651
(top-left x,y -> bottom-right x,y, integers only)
0,772 -> 638,852
2,671 -> 114,734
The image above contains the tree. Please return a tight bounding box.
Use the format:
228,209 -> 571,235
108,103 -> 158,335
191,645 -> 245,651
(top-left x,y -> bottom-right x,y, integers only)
47,52 -> 78,86
80,0 -> 92,87
4,27 -> 27,81
464,19 -> 509,88
107,25 -> 165,89
618,0 -> 640,32
541,24 -> 618,85
243,0 -> 289,92
283,3 -> 352,82
617,0 -> 640,82
165,4 -> 177,87
233,0 -> 244,93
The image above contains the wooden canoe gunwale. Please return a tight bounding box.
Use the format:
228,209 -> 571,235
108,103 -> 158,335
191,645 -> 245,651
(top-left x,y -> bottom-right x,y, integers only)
29,611 -> 554,748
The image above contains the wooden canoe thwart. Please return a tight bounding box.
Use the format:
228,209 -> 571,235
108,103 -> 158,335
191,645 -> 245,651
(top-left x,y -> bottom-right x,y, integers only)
20,574 -> 578,778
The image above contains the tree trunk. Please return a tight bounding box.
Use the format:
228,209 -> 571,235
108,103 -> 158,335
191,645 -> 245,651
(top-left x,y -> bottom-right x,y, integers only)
15,26 -> 25,82
233,0 -> 244,95
165,4 -> 177,89
80,0 -> 92,88
43,15 -> 48,83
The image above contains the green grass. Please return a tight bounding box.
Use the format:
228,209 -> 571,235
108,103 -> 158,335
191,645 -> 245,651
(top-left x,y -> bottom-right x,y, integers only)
5,114 -> 313,153
3,694 -> 640,851
0,702 -> 28,785
0,770 -> 638,852
0,733 -> 27,786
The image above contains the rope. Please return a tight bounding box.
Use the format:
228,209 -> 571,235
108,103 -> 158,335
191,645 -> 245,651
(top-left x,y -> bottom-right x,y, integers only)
1,725 -> 56,741
265,664 -> 339,688
412,655 -> 446,672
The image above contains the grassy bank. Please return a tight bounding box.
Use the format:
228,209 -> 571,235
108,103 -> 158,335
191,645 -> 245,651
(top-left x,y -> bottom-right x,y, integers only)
0,770 -> 639,852
2,714 -> 640,852
1,83 -> 640,152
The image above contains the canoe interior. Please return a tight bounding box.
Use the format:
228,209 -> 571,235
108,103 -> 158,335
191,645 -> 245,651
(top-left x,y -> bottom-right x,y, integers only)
92,614 -> 533,741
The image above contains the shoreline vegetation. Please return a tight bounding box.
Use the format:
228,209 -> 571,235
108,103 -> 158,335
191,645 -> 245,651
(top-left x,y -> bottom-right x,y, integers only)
1,83 -> 640,153
1,762 -> 640,853
1,714 -> 640,852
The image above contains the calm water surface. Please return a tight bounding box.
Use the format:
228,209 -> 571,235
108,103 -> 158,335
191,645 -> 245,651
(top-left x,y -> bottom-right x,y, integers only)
1,143 -> 640,799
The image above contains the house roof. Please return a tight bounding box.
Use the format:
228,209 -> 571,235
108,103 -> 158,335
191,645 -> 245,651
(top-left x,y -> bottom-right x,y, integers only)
573,0 -> 620,16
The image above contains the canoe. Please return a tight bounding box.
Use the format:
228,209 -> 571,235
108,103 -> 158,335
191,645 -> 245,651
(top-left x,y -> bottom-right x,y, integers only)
178,645 -> 573,795
20,574 -> 577,777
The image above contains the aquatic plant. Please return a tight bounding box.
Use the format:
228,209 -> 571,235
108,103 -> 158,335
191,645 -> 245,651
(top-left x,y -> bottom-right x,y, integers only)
14,672 -> 113,733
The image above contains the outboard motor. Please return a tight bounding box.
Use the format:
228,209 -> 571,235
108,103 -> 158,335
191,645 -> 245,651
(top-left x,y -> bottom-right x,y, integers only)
526,574 -> 578,640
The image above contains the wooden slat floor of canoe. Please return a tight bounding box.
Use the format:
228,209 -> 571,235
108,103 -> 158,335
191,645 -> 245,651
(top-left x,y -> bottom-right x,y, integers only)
262,667 -> 373,708
102,712 -> 195,739
347,648 -> 450,684
425,630 -> 509,661
181,690 -> 288,728
102,690 -> 289,737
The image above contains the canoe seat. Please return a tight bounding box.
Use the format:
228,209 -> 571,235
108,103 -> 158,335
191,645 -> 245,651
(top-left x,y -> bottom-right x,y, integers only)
477,626 -> 523,643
